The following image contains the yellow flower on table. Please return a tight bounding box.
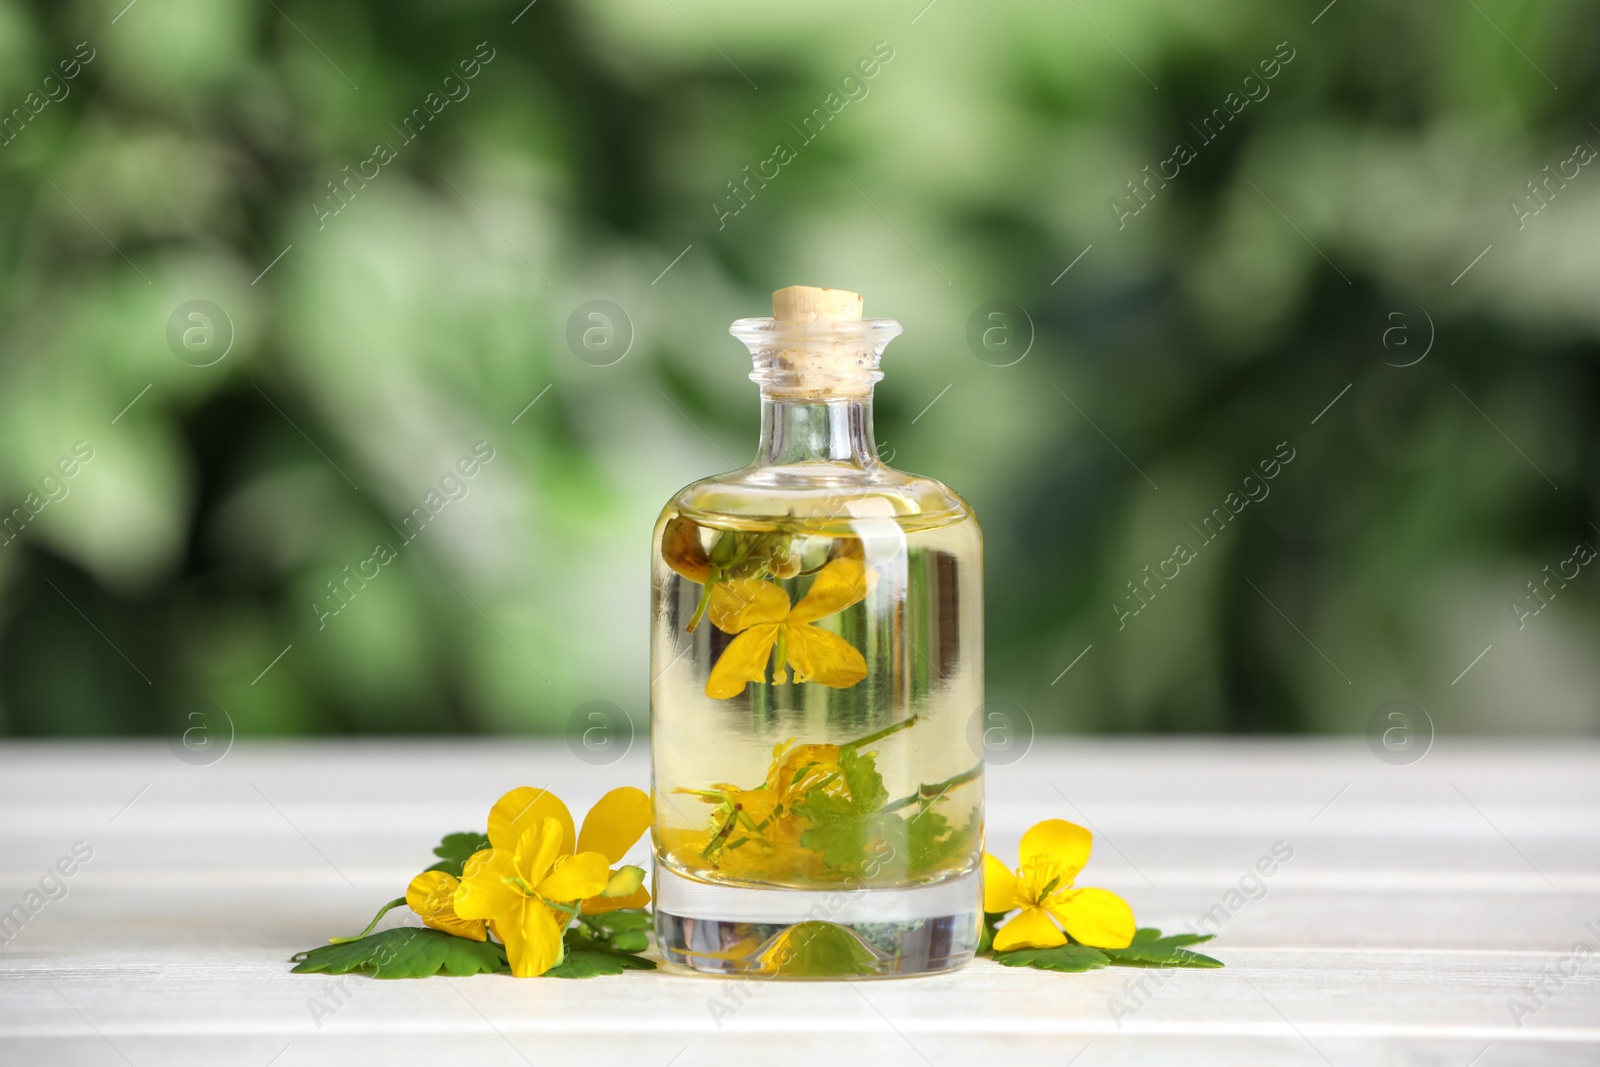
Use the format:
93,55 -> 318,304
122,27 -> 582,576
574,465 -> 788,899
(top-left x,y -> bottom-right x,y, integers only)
454,785 -> 651,977
406,871 -> 485,941
577,785 -> 653,915
704,557 -> 873,699
984,819 -> 1135,952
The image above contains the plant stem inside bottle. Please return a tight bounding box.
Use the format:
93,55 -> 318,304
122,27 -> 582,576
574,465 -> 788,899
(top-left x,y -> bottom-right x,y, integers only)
652,508 -> 984,892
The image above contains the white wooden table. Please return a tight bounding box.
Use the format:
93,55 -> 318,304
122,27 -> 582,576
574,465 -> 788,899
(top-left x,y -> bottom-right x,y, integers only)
1,739 -> 1596,1066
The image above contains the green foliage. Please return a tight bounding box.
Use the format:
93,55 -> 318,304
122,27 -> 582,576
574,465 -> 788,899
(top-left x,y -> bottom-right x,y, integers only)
905,805 -> 980,879
794,749 -> 888,872
328,897 -> 406,944
291,927 -> 507,979
839,747 -> 888,811
548,912 -> 657,978
546,933 -> 657,978
545,949 -> 655,979
977,911 -> 1007,955
291,907 -> 656,980
790,746 -> 978,880
584,909 -> 651,934
991,943 -> 1110,973
425,832 -> 490,877
752,920 -> 880,977
685,530 -> 796,630
1,0 -> 1592,740
987,927 -> 1223,973
1100,928 -> 1223,969
580,908 -> 653,954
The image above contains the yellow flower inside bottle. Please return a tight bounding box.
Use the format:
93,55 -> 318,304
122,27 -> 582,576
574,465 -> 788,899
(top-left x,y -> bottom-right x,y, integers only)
649,286 -> 986,978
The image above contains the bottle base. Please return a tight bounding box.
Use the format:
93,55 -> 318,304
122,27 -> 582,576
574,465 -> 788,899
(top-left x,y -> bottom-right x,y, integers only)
652,864 -> 980,979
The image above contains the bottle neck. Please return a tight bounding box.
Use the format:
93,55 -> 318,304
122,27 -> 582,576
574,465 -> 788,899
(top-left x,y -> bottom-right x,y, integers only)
756,393 -> 879,468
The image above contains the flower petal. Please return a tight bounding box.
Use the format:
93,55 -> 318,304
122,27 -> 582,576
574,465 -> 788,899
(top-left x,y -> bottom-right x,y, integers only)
1019,818 -> 1092,886
577,786 -> 652,864
454,849 -> 524,921
599,864 -> 646,898
784,622 -> 868,690
535,850 -> 611,903
982,853 -> 1020,914
499,898 -> 566,978
827,538 -> 864,562
514,818 -> 566,887
706,624 -> 780,699
407,871 -> 487,941
487,787 -> 574,856
1044,887 -> 1136,949
707,579 -> 790,634
788,558 -> 872,623
407,869 -> 457,909
768,744 -> 842,798
992,906 -> 1067,952
581,883 -> 651,915
661,515 -> 712,583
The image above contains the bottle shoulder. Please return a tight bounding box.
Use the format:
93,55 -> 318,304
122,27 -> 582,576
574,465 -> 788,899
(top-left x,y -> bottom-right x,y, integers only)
661,462 -> 977,534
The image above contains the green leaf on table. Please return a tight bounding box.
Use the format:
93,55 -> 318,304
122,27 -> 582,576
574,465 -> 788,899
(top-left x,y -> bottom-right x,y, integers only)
991,943 -> 1110,972
1101,928 -> 1223,968
1126,927 -> 1211,948
546,949 -> 657,978
603,929 -> 650,953
584,909 -> 651,934
546,926 -> 657,979
291,927 -> 508,979
580,908 -> 652,953
987,928 -> 1224,973
579,908 -> 652,953
424,831 -> 490,877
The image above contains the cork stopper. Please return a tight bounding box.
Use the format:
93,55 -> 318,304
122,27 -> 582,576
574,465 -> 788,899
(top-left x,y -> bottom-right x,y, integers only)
772,286 -> 863,322
732,286 -> 899,401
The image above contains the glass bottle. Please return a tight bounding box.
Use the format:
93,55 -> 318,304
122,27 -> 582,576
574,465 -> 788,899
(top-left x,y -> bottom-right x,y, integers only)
649,286 -> 984,978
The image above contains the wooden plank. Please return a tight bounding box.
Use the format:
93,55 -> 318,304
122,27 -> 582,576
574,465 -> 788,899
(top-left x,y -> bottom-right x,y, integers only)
1,739 -> 1596,1066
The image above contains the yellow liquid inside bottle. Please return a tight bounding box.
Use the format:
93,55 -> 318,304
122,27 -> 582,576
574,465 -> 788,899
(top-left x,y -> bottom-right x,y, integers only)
650,404 -> 984,976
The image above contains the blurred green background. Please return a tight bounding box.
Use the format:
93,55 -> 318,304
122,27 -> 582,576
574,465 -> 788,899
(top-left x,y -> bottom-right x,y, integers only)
0,0 -> 1595,740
